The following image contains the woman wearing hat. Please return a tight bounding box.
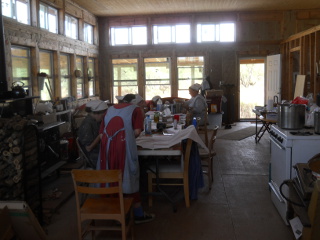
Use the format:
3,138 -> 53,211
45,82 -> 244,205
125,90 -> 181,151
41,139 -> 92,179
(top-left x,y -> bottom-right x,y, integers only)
184,83 -> 207,125
78,100 -> 108,169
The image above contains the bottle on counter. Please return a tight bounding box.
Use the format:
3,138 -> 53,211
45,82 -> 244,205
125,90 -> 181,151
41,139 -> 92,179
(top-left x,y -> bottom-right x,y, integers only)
192,117 -> 197,128
156,98 -> 163,111
144,115 -> 152,135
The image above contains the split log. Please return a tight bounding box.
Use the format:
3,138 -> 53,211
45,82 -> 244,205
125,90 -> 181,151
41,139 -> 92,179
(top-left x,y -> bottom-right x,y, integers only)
2,150 -> 12,157
9,146 -> 21,155
13,174 -> 21,183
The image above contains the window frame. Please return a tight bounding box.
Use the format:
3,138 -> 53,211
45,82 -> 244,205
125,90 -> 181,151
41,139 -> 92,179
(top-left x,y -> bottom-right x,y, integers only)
112,58 -> 138,102
65,14 -> 78,39
153,24 -> 190,44
11,45 -> 31,95
144,57 -> 171,99
88,58 -> 95,97
39,50 -> 54,101
110,26 -> 147,46
84,22 -> 93,44
76,56 -> 84,99
60,53 -> 71,98
1,0 -> 30,25
177,56 -> 204,98
39,2 -> 58,33
197,22 -> 236,43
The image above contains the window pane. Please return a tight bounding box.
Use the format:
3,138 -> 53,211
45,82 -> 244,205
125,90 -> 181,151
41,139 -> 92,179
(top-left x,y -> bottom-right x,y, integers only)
199,24 -> 215,42
39,50 -> 54,101
60,54 -> 70,98
11,46 -> 31,94
65,15 -> 78,39
84,23 -> 93,44
220,23 -> 235,42
157,26 -> 172,43
39,4 -> 46,29
114,28 -> 129,45
2,0 -> 13,18
76,56 -> 84,98
132,27 -> 147,45
176,25 -> 190,43
112,59 -> 138,102
88,58 -> 95,96
16,0 -> 29,24
177,56 -> 204,98
144,58 -> 171,99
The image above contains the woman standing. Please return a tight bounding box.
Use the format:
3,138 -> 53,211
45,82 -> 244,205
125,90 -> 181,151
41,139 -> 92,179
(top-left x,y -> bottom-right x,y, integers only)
97,94 -> 155,224
184,83 -> 207,126
77,100 -> 108,169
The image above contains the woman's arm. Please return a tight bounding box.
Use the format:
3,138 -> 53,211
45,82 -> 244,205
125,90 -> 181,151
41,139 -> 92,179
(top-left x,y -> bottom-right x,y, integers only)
85,134 -> 101,152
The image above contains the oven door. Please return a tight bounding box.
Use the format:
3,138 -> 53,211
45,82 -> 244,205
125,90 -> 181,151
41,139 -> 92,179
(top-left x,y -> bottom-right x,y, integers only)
269,136 -> 291,225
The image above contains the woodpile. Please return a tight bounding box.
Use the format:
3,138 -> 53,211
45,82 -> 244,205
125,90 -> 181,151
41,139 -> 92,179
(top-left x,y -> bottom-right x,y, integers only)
0,116 -> 39,202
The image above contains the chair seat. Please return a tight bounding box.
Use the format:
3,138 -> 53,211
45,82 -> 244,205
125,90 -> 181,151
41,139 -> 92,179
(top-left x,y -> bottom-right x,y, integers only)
81,197 -> 133,217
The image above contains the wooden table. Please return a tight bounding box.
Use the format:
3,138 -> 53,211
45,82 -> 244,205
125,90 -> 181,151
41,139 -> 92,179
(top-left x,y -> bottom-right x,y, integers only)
252,109 -> 277,143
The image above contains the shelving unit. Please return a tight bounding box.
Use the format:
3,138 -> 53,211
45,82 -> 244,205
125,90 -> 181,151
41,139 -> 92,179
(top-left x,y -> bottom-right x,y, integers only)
280,25 -> 320,101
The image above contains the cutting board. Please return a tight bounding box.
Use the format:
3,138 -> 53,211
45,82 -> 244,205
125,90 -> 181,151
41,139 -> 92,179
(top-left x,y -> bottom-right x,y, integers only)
294,75 -> 306,99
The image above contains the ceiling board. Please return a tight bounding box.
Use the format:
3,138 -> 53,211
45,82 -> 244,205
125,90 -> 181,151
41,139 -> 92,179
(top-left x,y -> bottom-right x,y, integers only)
72,0 -> 320,17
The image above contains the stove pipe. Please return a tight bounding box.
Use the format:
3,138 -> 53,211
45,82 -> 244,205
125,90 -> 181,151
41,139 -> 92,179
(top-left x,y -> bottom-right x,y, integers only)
0,3 -> 8,99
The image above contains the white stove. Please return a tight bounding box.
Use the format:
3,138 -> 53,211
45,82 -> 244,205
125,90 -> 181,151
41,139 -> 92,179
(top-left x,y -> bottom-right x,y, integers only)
269,125 -> 320,224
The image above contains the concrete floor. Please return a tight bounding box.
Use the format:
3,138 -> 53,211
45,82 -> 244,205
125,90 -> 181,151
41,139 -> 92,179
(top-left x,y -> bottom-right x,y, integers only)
45,122 -> 293,240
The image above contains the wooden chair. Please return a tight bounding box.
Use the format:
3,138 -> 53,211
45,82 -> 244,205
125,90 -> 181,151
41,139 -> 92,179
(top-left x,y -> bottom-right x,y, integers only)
197,110 -> 209,146
71,169 -> 134,240
147,138 -> 193,208
199,125 -> 219,190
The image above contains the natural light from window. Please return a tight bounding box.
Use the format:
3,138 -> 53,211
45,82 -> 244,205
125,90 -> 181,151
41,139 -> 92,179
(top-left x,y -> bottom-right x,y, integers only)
2,0 -> 29,24
197,23 -> 235,42
153,25 -> 190,44
110,26 -> 147,46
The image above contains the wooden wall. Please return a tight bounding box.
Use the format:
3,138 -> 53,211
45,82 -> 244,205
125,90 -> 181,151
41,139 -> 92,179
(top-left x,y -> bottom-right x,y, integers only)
3,0 -> 99,100
99,9 -> 320,121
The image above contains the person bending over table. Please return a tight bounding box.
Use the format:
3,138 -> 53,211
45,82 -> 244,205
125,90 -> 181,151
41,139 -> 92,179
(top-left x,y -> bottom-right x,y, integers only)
77,100 -> 108,169
97,94 -> 155,224
183,83 -> 207,126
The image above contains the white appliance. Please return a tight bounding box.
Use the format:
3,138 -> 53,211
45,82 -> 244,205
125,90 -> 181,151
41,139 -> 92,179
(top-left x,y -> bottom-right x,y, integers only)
269,125 -> 320,224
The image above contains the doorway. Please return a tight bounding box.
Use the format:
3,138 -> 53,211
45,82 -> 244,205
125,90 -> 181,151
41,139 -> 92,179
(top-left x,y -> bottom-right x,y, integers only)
239,58 -> 265,119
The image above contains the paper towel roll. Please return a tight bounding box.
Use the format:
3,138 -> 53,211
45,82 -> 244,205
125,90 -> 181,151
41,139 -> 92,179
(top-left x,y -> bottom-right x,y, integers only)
267,99 -> 273,111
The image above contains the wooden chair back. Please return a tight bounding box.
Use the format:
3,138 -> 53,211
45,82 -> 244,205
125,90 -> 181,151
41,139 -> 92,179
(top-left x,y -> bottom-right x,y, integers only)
208,125 -> 219,156
71,169 -> 134,240
197,110 -> 209,146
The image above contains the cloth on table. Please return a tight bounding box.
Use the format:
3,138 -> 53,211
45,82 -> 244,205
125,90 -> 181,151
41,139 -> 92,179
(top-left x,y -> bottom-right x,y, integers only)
136,125 -> 209,153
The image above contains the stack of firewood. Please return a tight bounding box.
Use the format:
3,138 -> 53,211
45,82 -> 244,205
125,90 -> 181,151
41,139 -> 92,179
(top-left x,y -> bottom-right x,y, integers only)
0,115 -> 30,199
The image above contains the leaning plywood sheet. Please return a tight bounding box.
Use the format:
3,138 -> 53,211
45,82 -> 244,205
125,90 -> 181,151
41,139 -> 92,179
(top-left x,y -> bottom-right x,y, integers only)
294,75 -> 306,99
0,201 -> 47,240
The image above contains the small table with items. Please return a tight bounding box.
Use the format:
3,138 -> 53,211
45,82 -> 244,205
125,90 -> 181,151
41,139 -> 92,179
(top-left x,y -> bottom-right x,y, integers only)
252,108 -> 277,143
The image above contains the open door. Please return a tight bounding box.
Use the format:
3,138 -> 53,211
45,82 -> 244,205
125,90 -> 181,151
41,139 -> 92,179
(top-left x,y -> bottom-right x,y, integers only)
266,54 -> 281,105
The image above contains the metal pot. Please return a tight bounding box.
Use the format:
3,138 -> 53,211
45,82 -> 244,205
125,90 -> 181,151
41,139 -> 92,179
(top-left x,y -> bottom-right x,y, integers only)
277,104 -> 305,129
315,111 -> 320,134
